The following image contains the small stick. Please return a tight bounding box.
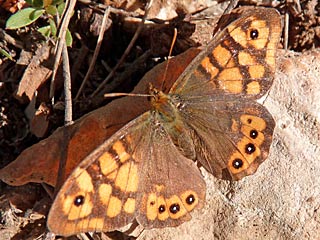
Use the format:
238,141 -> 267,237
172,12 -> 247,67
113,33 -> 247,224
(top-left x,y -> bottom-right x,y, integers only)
74,7 -> 111,100
62,43 -> 73,125
90,0 -> 154,97
49,0 -> 77,103
284,11 -> 289,50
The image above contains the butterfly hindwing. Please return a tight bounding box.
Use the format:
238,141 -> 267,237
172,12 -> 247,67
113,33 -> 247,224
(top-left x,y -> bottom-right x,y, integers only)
177,97 -> 275,180
136,117 -> 206,228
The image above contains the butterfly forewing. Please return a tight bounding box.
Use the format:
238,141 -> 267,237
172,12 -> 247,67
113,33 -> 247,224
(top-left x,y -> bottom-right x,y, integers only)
47,113 -> 150,236
47,112 -> 206,236
170,8 -> 281,100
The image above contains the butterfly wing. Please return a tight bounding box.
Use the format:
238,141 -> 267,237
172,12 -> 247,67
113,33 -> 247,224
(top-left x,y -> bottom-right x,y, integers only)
134,114 -> 206,228
47,112 -> 205,236
170,8 -> 281,100
168,8 -> 281,180
176,98 -> 275,180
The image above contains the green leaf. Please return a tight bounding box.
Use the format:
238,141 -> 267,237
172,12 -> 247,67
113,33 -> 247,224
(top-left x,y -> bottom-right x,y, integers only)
52,0 -> 63,6
6,8 -> 45,29
0,48 -> 14,61
45,5 -> 57,15
33,0 -> 44,7
57,2 -> 65,16
38,25 -> 51,37
49,18 -> 57,36
65,29 -> 72,47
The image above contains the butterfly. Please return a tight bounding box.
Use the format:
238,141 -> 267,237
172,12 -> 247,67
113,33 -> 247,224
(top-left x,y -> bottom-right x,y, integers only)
47,7 -> 281,236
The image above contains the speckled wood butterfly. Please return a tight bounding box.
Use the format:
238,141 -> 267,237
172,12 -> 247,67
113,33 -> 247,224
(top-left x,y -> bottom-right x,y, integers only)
48,7 -> 281,236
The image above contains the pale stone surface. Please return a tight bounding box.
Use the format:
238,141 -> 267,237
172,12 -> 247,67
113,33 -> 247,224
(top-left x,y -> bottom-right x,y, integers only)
139,50 -> 320,239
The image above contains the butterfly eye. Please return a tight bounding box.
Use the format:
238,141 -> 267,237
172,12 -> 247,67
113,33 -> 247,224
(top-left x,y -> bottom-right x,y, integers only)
250,29 -> 259,40
74,195 -> 85,206
250,129 -> 258,139
232,158 -> 244,169
158,205 -> 166,213
245,143 -> 256,154
185,194 -> 195,205
169,203 -> 180,214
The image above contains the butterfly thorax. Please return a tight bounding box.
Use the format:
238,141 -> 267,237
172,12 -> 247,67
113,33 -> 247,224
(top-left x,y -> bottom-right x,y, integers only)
149,86 -> 197,160
149,86 -> 181,124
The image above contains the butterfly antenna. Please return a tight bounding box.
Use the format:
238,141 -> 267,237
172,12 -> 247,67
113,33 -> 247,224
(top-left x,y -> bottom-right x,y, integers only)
161,28 -> 178,90
104,92 -> 151,98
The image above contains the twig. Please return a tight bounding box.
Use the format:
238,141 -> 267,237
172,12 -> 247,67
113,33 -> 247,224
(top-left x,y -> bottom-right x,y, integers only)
52,43 -> 73,199
62,43 -> 73,125
51,0 -> 75,197
77,0 -> 140,18
90,0 -> 154,98
0,28 -> 23,49
91,49 -> 152,107
74,7 -> 111,100
49,0 -> 77,103
284,11 -> 289,50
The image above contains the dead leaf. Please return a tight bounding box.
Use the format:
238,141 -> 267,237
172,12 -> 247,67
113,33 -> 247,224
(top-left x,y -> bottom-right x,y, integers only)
15,43 -> 53,102
29,102 -> 51,138
0,0 -> 28,13
0,48 -> 199,187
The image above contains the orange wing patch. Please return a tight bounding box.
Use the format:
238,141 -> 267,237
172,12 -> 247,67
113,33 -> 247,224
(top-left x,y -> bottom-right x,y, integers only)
213,44 -> 232,67
201,57 -> 219,79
